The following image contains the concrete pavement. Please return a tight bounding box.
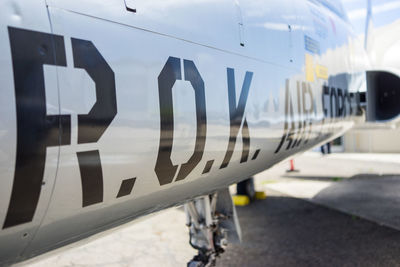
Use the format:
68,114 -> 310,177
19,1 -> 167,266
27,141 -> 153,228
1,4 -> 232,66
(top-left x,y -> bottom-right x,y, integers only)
260,152 -> 400,230
218,189 -> 400,267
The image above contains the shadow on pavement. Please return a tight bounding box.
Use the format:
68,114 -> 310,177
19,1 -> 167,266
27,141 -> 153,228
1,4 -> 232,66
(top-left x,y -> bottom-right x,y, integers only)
283,175 -> 346,181
218,193 -> 400,267
313,174 -> 400,230
283,173 -> 400,182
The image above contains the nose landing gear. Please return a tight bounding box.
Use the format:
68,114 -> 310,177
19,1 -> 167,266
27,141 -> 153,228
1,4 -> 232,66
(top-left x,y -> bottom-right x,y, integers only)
185,188 -> 241,267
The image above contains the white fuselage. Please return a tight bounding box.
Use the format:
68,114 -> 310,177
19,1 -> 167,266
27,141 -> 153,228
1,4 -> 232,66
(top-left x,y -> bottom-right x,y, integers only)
0,0 -> 366,264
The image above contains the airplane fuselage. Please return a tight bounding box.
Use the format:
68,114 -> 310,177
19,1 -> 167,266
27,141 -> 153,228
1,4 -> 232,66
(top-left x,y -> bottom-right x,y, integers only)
0,0 -> 366,264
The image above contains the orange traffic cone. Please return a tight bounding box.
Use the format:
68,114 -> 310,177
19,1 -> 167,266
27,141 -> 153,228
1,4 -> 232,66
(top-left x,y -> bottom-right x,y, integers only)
286,159 -> 299,172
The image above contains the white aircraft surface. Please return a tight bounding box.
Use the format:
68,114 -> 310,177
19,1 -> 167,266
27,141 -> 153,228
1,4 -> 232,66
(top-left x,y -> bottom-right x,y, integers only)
0,0 -> 399,266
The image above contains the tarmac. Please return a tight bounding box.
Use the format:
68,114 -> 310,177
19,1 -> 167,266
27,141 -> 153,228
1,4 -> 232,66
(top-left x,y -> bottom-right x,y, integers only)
20,152 -> 400,267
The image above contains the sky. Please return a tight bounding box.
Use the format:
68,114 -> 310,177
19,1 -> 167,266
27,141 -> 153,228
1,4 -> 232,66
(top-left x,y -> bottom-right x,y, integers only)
342,0 -> 400,35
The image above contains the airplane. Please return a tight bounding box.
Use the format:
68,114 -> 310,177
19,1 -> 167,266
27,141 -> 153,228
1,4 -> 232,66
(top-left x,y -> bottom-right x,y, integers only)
0,0 -> 399,266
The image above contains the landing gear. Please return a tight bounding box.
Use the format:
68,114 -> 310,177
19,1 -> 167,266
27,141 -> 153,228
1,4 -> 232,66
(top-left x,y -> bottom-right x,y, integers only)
236,177 -> 255,201
233,177 -> 266,206
185,188 -> 241,267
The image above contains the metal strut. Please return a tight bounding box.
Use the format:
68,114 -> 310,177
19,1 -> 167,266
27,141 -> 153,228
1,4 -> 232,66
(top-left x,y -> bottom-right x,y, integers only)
185,188 -> 241,267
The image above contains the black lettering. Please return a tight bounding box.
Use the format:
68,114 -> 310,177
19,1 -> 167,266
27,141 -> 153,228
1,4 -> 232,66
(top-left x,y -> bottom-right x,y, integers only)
175,60 -> 207,181
343,90 -> 347,117
220,68 -> 253,168
202,160 -> 214,174
155,57 -> 180,185
77,150 -> 104,206
275,80 -> 295,154
116,178 -> 136,198
303,82 -> 314,144
252,149 -> 261,160
330,87 -> 338,118
71,38 -> 117,207
240,119 -> 250,162
337,88 -> 344,117
4,27 -> 70,228
322,85 -> 330,118
348,91 -> 354,116
71,38 -> 117,144
155,57 -> 207,185
292,81 -> 303,148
